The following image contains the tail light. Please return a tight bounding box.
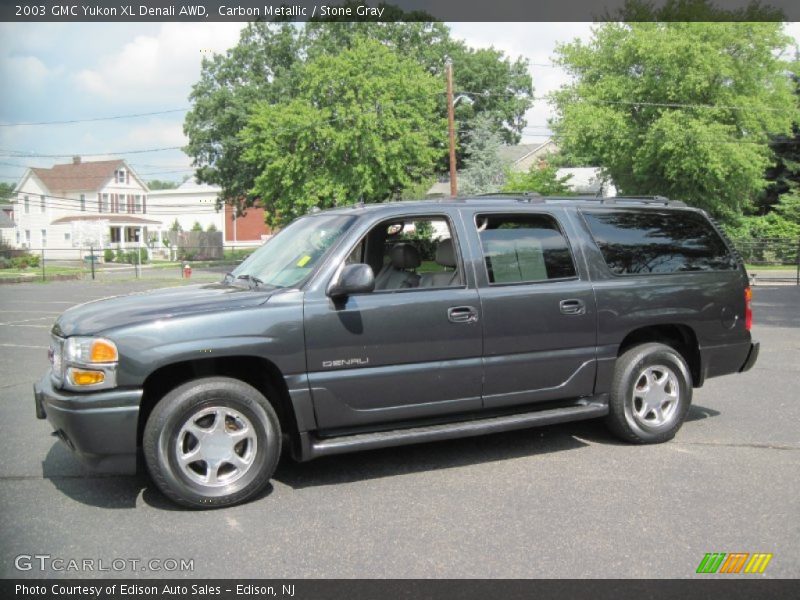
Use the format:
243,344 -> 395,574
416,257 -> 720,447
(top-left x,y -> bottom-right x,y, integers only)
744,287 -> 752,331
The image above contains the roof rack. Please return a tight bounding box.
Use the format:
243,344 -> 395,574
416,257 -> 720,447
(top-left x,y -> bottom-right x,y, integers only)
542,195 -> 684,207
475,191 -> 544,203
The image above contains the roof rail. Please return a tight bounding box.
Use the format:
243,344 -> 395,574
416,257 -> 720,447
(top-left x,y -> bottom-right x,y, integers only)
475,191 -> 544,203
599,195 -> 673,206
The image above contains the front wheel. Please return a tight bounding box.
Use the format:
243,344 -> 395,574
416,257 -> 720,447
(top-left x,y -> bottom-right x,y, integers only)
143,377 -> 281,508
606,342 -> 692,444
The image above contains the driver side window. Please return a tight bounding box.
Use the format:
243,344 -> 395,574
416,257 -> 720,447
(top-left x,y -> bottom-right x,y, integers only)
346,216 -> 463,292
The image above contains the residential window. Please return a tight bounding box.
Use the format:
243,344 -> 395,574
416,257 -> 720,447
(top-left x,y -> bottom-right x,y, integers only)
476,213 -> 577,284
40,195 -> 45,213
25,230 -> 30,245
64,232 -> 71,242
15,230 -> 20,245
99,193 -> 109,213
24,196 -> 29,214
41,229 -> 47,247
80,194 -> 86,212
110,227 -> 121,243
116,169 -> 126,184
134,195 -> 142,214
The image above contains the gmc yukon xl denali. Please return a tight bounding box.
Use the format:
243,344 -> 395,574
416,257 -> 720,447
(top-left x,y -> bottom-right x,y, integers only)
34,196 -> 759,508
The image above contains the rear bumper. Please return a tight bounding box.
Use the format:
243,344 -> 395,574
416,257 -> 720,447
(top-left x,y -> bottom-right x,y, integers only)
739,341 -> 760,373
34,372 -> 141,474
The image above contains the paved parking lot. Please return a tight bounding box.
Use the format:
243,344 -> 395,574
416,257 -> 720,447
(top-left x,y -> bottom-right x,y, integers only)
0,279 -> 798,578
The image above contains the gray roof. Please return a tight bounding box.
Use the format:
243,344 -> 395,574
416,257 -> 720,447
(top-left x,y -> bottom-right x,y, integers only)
497,140 -> 556,164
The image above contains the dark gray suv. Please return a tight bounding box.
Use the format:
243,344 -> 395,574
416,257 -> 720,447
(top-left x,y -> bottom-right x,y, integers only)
34,196 -> 759,508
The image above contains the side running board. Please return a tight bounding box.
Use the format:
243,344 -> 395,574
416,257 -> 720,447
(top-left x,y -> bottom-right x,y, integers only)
296,398 -> 608,461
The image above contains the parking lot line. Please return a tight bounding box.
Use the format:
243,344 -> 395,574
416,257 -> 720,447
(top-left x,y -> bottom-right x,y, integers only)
0,343 -> 49,350
0,316 -> 55,326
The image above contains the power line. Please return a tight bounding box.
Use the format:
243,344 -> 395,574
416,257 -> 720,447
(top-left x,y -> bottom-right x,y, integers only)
0,146 -> 185,158
0,108 -> 189,128
458,90 -> 791,113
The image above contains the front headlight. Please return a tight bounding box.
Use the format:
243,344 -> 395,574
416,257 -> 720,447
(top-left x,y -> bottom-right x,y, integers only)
61,337 -> 118,390
64,337 -> 118,364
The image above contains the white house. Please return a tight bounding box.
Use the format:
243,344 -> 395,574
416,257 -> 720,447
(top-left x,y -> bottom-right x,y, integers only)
11,159 -> 272,259
12,157 -> 157,258
426,139 -> 616,198
148,178 -> 272,247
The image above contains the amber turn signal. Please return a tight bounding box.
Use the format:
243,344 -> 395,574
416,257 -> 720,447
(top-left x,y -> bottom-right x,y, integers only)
69,369 -> 105,386
90,340 -> 118,363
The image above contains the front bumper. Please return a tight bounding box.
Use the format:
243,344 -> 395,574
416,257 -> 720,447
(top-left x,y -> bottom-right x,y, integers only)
34,372 -> 141,474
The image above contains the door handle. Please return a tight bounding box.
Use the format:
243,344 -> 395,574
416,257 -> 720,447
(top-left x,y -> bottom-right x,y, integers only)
448,306 -> 478,324
559,299 -> 586,315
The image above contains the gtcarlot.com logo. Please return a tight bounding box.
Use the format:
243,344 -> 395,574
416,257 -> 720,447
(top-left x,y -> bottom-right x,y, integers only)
14,554 -> 194,573
696,552 -> 773,574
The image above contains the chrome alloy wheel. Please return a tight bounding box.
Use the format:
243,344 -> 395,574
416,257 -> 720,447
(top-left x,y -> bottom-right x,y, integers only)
175,406 -> 258,487
629,365 -> 680,429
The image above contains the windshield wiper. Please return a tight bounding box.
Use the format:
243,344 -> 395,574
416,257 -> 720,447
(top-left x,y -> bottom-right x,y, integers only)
235,273 -> 265,289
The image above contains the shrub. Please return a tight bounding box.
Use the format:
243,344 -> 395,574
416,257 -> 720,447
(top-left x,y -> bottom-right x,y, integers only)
104,249 -> 115,263
0,256 -> 10,269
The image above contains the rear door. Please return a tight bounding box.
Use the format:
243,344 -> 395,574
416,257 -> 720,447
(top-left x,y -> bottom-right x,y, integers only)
303,210 -> 483,431
470,208 -> 598,409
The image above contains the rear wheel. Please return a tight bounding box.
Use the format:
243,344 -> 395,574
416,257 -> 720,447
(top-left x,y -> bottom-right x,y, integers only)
606,342 -> 692,444
143,377 -> 281,508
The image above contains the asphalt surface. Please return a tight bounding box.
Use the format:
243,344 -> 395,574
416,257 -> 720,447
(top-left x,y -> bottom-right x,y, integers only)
0,279 -> 797,579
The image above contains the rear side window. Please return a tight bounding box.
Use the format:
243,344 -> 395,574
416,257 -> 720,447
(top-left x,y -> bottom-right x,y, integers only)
582,209 -> 737,275
476,213 -> 577,284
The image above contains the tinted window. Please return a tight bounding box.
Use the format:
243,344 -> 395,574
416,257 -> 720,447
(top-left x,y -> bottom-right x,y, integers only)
477,214 -> 577,284
583,209 -> 736,275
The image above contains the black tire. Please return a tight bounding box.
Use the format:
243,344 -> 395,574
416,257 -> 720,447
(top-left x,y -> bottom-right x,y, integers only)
606,342 -> 692,444
143,377 -> 281,509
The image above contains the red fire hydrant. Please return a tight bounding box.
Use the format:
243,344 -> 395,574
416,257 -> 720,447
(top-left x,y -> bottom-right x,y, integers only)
183,263 -> 192,279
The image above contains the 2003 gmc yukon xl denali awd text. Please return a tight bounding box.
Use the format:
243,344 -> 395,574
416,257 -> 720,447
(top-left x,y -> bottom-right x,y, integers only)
34,195 -> 759,508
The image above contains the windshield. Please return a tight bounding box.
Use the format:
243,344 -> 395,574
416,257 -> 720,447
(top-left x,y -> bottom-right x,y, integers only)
229,214 -> 356,288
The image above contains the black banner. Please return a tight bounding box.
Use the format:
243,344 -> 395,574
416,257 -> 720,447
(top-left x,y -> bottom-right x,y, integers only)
1,0 -> 799,23
3,579 -> 800,600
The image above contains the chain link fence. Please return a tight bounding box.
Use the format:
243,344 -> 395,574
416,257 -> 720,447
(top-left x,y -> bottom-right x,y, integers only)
0,245 -> 261,284
729,237 -> 800,284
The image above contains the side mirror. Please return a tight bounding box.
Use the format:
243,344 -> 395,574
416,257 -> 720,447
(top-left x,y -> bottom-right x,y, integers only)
327,263 -> 375,298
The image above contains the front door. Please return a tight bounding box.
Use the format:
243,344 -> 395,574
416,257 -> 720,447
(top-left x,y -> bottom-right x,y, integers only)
304,214 -> 483,431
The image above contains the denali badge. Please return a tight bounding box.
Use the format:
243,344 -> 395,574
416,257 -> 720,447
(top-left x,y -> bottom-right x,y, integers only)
322,358 -> 370,368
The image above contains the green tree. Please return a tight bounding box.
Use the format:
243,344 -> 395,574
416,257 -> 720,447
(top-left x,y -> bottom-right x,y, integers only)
551,18 -> 796,221
206,223 -> 218,232
459,113 -> 506,195
183,20 -> 532,210
146,179 -> 179,190
0,182 -> 14,202
241,39 -> 446,226
170,218 -> 182,232
503,164 -> 575,195
191,221 -> 203,232
183,22 -> 301,208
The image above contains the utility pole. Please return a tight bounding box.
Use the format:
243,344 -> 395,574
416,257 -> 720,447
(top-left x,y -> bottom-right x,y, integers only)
445,58 -> 457,198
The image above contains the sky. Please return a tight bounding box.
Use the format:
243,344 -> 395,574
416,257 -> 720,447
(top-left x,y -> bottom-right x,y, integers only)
0,21 -> 798,188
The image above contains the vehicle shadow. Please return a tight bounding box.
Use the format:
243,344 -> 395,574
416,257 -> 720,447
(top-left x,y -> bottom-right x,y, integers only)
272,424 -> 589,490
43,406 -> 720,507
40,442 -> 276,510
42,423 -> 589,507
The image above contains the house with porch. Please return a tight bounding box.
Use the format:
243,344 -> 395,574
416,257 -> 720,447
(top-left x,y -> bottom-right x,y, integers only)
11,157 -> 157,258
